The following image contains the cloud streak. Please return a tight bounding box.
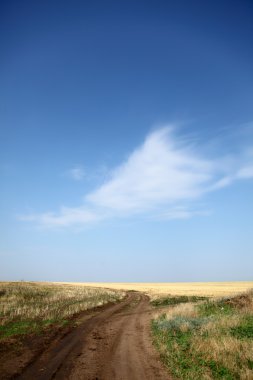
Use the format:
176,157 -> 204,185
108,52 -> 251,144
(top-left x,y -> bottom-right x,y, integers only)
66,166 -> 86,181
20,126 -> 253,228
87,127 -> 214,212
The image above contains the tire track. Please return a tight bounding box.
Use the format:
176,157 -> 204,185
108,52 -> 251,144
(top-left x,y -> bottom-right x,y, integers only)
16,292 -> 171,380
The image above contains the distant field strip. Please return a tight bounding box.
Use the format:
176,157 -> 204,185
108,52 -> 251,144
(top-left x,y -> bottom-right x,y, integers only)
58,282 -> 253,298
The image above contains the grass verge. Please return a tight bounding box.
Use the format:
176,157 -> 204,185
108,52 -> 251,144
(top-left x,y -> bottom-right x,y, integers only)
152,290 -> 253,379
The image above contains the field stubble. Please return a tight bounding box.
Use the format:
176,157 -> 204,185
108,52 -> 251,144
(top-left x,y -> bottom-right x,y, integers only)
0,282 -> 125,339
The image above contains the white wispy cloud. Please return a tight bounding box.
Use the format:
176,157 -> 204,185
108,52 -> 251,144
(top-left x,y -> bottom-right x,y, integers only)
19,206 -> 103,227
20,126 -> 253,228
152,206 -> 211,221
87,127 -> 214,212
237,165 -> 253,179
66,165 -> 86,181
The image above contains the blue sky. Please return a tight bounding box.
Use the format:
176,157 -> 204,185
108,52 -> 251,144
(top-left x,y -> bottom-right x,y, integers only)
1,0 -> 253,281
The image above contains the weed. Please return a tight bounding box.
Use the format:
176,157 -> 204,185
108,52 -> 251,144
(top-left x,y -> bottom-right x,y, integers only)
154,315 -> 209,334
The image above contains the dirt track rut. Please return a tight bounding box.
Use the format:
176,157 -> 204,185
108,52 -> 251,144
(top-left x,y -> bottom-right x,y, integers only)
16,292 -> 170,380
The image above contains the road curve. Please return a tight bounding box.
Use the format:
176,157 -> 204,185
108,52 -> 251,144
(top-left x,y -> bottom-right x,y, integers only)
16,292 -> 170,380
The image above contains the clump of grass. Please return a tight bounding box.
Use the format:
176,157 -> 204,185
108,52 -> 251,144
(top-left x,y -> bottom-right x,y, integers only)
155,314 -> 209,333
151,295 -> 208,307
152,289 -> 253,379
0,282 -> 124,339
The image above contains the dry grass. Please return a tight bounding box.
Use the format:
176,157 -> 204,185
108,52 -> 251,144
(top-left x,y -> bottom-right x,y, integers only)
57,281 -> 253,299
0,282 -> 125,339
152,289 -> 253,379
163,302 -> 198,319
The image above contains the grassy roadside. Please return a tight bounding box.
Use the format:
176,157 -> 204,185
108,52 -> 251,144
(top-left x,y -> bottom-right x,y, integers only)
0,282 -> 124,340
151,295 -> 208,307
151,291 -> 253,379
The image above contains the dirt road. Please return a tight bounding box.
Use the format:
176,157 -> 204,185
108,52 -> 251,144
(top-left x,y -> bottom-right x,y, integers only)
15,292 -> 170,380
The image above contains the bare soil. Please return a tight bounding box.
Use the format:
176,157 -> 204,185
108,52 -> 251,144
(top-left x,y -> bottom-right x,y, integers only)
1,292 -> 171,380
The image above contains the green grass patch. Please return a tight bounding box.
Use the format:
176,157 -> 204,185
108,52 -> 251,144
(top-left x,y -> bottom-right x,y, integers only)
0,321 -> 39,337
0,318 -> 69,338
151,295 -> 208,307
198,299 -> 234,317
230,315 -> 253,339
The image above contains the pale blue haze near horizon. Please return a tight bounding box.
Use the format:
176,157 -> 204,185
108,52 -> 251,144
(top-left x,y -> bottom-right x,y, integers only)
1,0 -> 253,282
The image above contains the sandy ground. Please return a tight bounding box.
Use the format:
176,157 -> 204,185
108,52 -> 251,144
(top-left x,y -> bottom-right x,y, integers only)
4,292 -> 170,380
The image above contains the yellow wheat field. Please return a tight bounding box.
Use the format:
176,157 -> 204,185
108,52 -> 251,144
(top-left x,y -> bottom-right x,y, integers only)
56,281 -> 253,298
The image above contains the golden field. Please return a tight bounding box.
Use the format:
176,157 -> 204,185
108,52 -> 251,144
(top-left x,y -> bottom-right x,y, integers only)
56,281 -> 253,299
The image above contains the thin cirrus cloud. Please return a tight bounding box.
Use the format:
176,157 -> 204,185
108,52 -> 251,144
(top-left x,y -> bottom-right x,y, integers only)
66,166 -> 86,181
20,126 -> 253,228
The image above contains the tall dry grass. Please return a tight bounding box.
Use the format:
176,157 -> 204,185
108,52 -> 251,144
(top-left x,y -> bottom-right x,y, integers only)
0,282 -> 125,338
